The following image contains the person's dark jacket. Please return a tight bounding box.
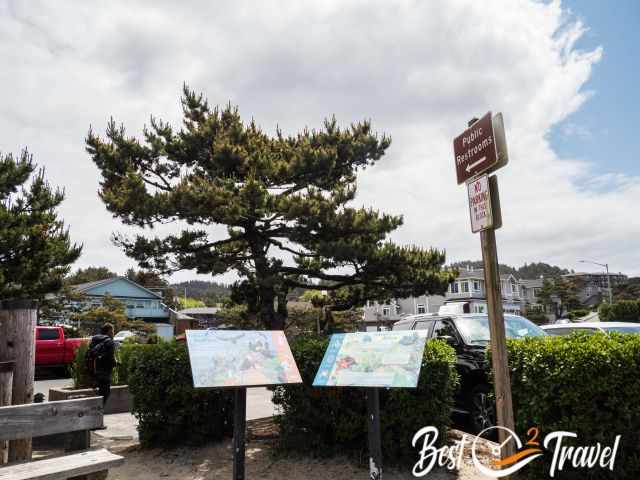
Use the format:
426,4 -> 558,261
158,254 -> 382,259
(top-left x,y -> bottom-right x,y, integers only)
88,334 -> 116,381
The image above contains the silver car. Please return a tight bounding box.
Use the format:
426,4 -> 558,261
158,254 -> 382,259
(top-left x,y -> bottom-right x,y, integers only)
541,321 -> 640,336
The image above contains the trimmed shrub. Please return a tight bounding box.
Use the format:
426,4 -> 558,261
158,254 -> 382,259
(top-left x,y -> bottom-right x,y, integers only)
114,343 -> 149,386
272,335 -> 459,465
500,334 -> 640,479
71,341 -> 93,389
126,341 -> 234,447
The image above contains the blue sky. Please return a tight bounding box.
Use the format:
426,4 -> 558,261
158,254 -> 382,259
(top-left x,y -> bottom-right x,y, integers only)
550,1 -> 640,178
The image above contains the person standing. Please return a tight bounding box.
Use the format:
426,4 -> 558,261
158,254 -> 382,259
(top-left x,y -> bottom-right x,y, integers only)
86,323 -> 117,407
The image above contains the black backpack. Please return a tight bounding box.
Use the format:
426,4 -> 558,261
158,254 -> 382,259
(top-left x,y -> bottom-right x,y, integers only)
84,339 -> 108,377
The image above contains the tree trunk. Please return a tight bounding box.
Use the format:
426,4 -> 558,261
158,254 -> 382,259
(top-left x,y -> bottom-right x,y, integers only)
0,361 -> 13,464
0,300 -> 37,462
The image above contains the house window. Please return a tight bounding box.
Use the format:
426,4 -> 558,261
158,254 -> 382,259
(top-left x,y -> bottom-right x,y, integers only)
416,304 -> 426,314
473,280 -> 480,291
382,307 -> 390,317
451,282 -> 459,294
462,281 -> 469,293
136,304 -> 144,308
126,304 -> 135,309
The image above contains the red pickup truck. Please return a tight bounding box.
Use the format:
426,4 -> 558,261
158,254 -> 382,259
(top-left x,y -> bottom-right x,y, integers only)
35,326 -> 88,366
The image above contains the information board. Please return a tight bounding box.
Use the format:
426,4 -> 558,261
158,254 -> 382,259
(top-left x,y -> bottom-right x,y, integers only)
313,331 -> 429,388
186,330 -> 302,388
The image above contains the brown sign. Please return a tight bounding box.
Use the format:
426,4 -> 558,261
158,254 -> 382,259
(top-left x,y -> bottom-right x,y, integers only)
453,112 -> 501,184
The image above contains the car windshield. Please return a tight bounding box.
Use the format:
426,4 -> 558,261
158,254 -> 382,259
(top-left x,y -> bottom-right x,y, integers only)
601,326 -> 640,334
454,315 -> 547,344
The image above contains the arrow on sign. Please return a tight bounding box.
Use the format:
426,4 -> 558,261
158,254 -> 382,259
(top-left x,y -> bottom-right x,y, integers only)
466,157 -> 486,173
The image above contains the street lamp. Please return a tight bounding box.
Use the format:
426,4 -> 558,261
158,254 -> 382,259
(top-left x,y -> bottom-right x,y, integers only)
579,260 -> 613,304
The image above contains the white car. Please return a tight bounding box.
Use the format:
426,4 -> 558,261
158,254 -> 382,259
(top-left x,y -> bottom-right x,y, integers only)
541,322 -> 640,336
113,330 -> 136,344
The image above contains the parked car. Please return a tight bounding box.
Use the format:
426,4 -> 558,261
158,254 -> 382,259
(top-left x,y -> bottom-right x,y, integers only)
35,326 -> 87,367
392,313 -> 547,433
541,321 -> 640,336
113,330 -> 137,345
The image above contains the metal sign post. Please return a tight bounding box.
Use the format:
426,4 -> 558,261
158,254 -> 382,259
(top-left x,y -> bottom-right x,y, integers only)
233,388 -> 247,480
453,114 -> 515,461
233,387 -> 247,480
367,388 -> 383,480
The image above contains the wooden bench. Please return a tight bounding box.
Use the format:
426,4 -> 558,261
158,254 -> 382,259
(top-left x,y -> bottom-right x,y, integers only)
0,397 -> 124,480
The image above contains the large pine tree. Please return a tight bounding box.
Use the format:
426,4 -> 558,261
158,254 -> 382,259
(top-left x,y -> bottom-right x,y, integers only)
86,86 -> 454,329
0,150 -> 82,299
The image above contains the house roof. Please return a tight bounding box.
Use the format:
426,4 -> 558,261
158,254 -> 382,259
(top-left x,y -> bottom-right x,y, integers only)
178,307 -> 220,315
71,276 -> 163,299
456,269 -> 485,280
519,279 -> 543,288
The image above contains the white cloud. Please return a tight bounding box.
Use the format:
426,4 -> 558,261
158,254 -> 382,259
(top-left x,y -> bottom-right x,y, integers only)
0,0 -> 636,280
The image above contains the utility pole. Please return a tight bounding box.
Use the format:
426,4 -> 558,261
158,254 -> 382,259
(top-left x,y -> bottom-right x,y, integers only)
453,112 -> 515,462
579,260 -> 613,304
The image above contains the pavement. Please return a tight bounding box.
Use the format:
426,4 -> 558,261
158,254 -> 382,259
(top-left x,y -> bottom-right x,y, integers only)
35,378 -> 71,399
35,377 -> 278,443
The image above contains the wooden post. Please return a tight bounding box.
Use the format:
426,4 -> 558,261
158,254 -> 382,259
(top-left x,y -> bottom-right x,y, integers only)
366,388 -> 383,480
0,360 -> 14,464
480,227 -> 516,460
233,388 -> 247,480
0,299 -> 38,462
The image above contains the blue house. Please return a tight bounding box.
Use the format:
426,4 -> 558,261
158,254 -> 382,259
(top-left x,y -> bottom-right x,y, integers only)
72,277 -> 171,323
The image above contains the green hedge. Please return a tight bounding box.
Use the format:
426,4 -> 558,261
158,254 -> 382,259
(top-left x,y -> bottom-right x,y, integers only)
502,334 -> 640,479
126,341 -> 234,447
272,335 -> 459,465
599,300 -> 640,322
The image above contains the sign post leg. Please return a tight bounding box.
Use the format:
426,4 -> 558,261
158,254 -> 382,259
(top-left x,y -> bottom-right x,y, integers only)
233,387 -> 247,480
367,388 -> 383,480
480,227 -> 516,461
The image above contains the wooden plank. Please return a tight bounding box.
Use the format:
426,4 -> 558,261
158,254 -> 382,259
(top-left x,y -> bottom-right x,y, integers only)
0,449 -> 123,480
0,368 -> 11,464
0,398 -> 103,442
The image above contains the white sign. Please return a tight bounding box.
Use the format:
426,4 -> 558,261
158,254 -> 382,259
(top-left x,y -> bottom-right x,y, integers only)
467,174 -> 493,233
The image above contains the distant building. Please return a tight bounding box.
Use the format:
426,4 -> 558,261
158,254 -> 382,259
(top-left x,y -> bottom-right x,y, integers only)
362,266 -> 545,327
174,306 -> 222,332
71,277 -> 171,323
562,271 -> 628,305
362,295 -> 446,327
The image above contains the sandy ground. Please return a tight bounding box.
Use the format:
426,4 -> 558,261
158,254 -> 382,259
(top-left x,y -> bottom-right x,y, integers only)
106,439 -> 484,480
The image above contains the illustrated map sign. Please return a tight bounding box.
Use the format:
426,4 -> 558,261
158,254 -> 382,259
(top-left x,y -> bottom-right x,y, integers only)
467,174 -> 493,233
313,331 -> 429,388
186,330 -> 302,388
453,111 -> 508,184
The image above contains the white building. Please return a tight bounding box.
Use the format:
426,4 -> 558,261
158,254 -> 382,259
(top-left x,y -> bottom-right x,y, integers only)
362,266 -> 543,325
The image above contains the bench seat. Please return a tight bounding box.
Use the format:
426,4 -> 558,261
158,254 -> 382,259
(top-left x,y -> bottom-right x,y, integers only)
0,448 -> 123,480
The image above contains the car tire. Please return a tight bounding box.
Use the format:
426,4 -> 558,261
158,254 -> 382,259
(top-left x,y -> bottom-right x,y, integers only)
469,384 -> 496,434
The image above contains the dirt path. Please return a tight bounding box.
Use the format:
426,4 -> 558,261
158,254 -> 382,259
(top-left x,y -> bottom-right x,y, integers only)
108,440 -> 484,480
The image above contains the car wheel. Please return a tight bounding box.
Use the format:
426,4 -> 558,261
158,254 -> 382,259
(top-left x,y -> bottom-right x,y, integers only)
469,384 -> 496,434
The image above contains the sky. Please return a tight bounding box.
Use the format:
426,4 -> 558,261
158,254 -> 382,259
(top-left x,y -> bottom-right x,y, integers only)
0,0 -> 638,282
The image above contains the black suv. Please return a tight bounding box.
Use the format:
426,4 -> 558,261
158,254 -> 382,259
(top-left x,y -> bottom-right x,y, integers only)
392,313 -> 546,433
